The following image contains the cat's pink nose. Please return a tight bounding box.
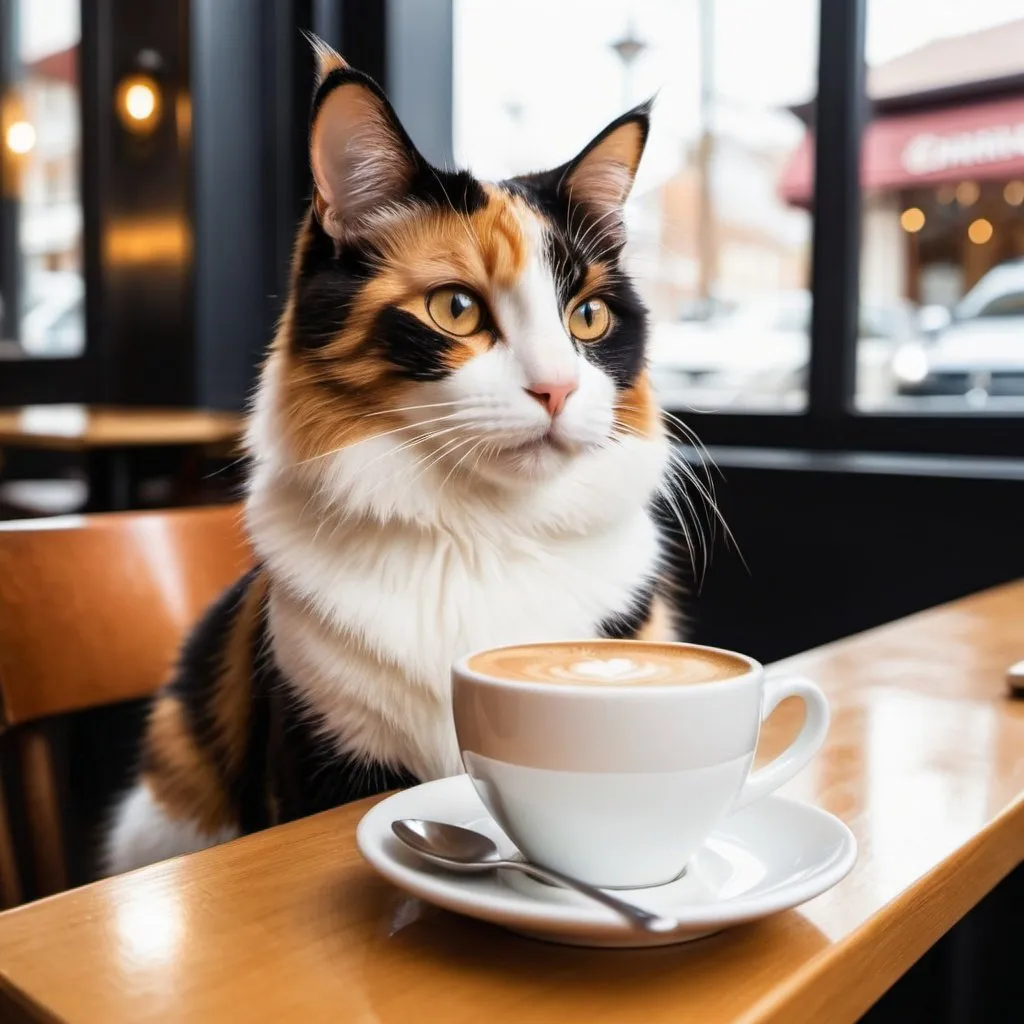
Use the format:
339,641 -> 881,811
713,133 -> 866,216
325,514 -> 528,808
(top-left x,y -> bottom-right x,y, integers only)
524,381 -> 577,417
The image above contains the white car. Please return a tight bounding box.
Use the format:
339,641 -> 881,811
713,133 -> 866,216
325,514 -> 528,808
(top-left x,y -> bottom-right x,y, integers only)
893,259 -> 1024,406
649,290 -> 914,410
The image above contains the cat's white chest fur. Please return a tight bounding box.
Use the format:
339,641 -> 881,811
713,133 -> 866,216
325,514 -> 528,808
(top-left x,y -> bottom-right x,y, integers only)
247,425 -> 667,781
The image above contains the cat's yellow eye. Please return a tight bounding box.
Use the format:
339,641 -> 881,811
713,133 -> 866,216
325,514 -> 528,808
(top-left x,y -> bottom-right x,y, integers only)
568,298 -> 611,342
426,287 -> 484,336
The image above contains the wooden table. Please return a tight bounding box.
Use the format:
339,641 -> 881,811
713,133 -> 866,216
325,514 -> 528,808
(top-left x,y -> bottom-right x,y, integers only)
0,405 -> 244,511
1,583 -> 1022,1023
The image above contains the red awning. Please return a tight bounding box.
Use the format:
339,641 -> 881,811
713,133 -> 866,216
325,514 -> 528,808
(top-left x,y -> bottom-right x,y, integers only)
27,46 -> 77,85
779,93 -> 1024,205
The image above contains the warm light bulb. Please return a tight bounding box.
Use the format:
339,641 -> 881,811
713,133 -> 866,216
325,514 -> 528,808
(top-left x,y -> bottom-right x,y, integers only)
5,120 -> 35,155
899,207 -> 925,233
955,181 -> 979,206
967,218 -> 993,245
115,74 -> 162,134
124,83 -> 156,121
1004,181 -> 1024,207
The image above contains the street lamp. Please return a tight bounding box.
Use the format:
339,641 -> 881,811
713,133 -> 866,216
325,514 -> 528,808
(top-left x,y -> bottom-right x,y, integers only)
610,22 -> 647,109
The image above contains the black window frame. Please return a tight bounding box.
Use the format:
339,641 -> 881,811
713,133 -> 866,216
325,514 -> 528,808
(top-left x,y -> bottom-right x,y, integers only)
678,0 -> 1023,458
0,0 -> 97,403
0,0 -> 194,408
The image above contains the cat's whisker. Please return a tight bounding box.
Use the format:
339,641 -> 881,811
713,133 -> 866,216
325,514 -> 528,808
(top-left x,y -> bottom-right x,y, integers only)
661,409 -> 725,483
347,422 -> 471,477
656,414 -> 720,550
573,206 -> 625,262
470,438 -> 496,477
565,183 -> 577,243
314,424 -> 476,516
437,435 -> 490,491
665,446 -> 746,573
621,445 -> 703,580
607,422 -> 724,585
363,399 -> 475,418
400,433 -> 481,495
296,411 -> 472,466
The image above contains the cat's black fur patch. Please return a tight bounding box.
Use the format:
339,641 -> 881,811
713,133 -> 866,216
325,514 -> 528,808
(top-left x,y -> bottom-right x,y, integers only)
374,305 -> 456,381
291,228 -> 378,352
583,272 -> 649,389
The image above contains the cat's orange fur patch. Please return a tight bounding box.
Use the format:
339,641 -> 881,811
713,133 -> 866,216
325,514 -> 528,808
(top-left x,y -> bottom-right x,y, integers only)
636,595 -> 676,641
142,696 -> 235,834
615,371 -> 659,438
208,571 -> 267,776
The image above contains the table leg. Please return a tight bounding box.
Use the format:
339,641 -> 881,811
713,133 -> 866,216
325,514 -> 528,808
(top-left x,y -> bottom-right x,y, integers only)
85,450 -> 132,512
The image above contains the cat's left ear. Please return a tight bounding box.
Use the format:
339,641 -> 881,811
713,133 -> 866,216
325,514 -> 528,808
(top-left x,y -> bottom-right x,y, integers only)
309,41 -> 423,241
560,101 -> 652,217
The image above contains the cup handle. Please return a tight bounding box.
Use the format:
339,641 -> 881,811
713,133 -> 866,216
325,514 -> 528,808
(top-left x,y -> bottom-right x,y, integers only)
732,675 -> 830,811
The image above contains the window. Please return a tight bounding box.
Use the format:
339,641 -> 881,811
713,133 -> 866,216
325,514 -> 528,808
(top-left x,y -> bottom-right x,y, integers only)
0,0 -> 84,359
854,2 -> 1024,413
453,0 -> 819,412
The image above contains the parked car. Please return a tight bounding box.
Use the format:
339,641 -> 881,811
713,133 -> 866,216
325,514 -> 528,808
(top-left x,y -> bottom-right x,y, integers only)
648,290 -> 915,410
893,258 -> 1024,403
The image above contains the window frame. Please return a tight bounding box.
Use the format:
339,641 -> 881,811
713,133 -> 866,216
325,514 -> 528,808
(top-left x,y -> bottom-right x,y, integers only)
676,0 -> 1024,458
0,0 -> 97,403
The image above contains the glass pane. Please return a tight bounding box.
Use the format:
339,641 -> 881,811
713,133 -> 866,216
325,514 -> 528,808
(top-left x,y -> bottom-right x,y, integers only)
0,0 -> 84,359
453,0 -> 818,412
856,3 -> 1024,413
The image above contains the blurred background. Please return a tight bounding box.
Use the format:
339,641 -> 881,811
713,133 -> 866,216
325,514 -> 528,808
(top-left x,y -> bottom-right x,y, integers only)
0,0 -> 1022,658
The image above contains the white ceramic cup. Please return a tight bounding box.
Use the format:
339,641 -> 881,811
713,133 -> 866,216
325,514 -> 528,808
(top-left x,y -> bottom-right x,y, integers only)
452,640 -> 830,889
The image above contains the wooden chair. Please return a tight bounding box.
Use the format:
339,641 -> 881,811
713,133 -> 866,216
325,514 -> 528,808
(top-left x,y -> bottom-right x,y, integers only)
0,504 -> 253,906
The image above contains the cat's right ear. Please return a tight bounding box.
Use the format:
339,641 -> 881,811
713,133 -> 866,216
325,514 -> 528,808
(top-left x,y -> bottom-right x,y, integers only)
308,38 -> 421,241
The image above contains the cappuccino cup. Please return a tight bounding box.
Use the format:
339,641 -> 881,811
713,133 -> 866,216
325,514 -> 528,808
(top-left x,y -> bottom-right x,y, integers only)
452,640 -> 829,889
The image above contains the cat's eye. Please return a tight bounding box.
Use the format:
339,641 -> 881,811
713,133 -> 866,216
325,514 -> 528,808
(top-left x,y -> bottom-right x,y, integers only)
568,298 -> 611,342
426,287 -> 484,337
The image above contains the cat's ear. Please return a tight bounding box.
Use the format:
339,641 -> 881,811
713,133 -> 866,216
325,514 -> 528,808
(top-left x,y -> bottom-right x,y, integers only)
308,39 -> 421,241
560,101 -> 651,217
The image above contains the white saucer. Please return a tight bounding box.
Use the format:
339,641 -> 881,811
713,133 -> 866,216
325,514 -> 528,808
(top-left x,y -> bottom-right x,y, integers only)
356,774 -> 857,948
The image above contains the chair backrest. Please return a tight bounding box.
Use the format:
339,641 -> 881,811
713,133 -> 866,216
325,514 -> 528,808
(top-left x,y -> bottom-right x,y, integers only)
0,504 -> 253,905
0,504 -> 253,728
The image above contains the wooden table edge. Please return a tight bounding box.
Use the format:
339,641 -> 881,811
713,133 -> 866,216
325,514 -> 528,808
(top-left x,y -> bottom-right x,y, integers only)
745,793 -> 1024,1024
0,970 -> 65,1024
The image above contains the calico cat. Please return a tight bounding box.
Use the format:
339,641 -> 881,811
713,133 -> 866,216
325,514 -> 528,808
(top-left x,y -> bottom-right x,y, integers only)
104,40 -> 678,874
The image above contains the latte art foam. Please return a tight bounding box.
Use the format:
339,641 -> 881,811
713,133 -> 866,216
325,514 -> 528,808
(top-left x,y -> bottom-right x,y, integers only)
469,642 -> 748,688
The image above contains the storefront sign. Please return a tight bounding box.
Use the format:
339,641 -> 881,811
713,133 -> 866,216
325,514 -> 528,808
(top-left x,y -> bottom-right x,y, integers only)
780,96 -> 1024,205
901,123 -> 1024,176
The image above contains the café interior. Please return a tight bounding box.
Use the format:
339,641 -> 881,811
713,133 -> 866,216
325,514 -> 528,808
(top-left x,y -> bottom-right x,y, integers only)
0,2 -> 1021,1022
